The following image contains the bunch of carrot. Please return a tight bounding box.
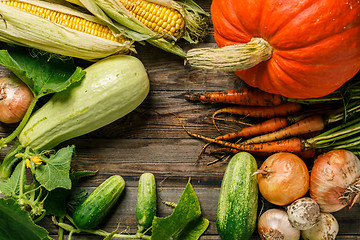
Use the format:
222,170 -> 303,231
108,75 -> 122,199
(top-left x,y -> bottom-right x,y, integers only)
183,84 -> 360,162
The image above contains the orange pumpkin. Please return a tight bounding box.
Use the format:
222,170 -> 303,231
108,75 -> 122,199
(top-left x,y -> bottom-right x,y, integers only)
188,0 -> 360,99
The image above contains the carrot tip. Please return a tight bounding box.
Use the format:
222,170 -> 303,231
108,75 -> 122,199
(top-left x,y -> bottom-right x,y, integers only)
184,92 -> 201,102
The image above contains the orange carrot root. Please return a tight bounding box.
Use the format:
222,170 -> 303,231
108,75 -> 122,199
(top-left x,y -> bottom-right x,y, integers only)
187,127 -> 304,154
184,87 -> 283,106
211,102 -> 302,134
212,102 -> 302,119
242,115 -> 326,144
217,117 -> 289,140
209,147 -> 317,159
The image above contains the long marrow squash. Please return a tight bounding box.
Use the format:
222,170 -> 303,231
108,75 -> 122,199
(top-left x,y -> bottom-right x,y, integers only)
18,55 -> 149,150
216,152 -> 258,240
0,55 -> 149,179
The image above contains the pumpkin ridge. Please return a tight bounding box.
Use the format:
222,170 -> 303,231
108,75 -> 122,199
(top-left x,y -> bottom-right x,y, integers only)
270,1 -> 360,50
257,0 -> 317,46
262,57 -> 309,97
211,0 -> 252,46
273,28 -> 360,64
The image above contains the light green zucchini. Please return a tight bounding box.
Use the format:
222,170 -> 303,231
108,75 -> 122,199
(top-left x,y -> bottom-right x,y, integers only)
18,55 -> 150,150
136,172 -> 157,233
73,175 -> 125,229
216,152 -> 258,240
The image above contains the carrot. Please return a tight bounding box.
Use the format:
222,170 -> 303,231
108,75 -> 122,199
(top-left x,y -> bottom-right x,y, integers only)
212,102 -> 302,132
184,87 -> 283,106
172,112 -> 306,154
209,147 -> 317,159
242,115 -> 326,144
197,132 -> 304,153
217,117 -> 289,140
212,102 -> 302,119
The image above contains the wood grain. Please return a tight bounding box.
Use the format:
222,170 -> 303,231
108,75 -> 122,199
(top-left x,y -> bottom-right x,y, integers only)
0,0 -> 359,239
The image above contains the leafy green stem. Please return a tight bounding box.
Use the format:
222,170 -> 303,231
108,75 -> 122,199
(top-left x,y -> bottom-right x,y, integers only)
33,210 -> 46,223
80,229 -> 152,239
305,117 -> 360,150
61,214 -> 152,239
0,141 -> 24,179
58,217 -> 65,240
287,85 -> 360,105
18,160 -> 26,200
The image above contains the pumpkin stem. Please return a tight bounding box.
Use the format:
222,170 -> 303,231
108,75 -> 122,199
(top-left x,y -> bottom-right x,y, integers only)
186,37 -> 272,71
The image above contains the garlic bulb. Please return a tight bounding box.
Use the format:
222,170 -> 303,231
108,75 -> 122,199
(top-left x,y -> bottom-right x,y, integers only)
258,208 -> 300,240
286,197 -> 320,230
301,212 -> 339,240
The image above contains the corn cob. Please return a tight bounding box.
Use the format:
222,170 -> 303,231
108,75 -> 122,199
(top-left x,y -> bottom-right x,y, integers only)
0,0 -> 133,60
1,0 -> 123,42
119,0 -> 185,39
65,0 -> 209,57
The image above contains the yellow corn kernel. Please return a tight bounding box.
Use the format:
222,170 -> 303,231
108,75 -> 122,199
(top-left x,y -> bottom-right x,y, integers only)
119,0 -> 185,39
0,0 -> 124,42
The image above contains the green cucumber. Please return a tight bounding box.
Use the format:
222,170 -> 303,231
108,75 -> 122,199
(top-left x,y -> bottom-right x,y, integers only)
136,173 -> 157,233
73,175 -> 125,229
18,55 -> 150,151
216,152 -> 258,240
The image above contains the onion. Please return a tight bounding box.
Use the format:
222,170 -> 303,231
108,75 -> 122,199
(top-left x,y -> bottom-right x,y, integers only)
257,152 -> 310,206
286,197 -> 320,230
309,149 -> 360,212
258,208 -> 300,240
0,73 -> 33,124
301,212 -> 339,240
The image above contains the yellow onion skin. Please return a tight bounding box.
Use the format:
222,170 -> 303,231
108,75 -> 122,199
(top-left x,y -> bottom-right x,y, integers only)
0,74 -> 34,124
310,149 -> 360,213
257,152 -> 310,206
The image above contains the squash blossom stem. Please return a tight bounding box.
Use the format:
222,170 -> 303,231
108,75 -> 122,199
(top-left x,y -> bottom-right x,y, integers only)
18,160 -> 26,198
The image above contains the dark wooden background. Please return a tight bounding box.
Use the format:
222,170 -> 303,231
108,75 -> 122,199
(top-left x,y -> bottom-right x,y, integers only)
1,0 -> 360,239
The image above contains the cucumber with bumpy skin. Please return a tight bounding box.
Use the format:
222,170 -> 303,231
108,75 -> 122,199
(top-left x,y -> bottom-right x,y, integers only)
18,55 -> 150,151
73,175 -> 125,229
136,172 -> 157,233
216,152 -> 258,240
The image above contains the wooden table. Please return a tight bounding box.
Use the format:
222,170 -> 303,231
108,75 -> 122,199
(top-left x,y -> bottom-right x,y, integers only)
1,1 -> 360,239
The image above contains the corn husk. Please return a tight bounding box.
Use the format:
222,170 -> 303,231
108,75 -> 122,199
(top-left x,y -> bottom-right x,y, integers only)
0,0 -> 134,60
65,0 -> 209,57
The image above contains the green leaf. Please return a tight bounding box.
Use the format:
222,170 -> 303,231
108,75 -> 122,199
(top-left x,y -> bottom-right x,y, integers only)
151,179 -> 208,240
44,170 -> 95,217
43,187 -> 70,217
34,145 -> 75,191
0,47 -> 85,98
0,198 -> 52,240
0,161 -> 24,196
66,188 -> 89,213
173,217 -> 209,240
